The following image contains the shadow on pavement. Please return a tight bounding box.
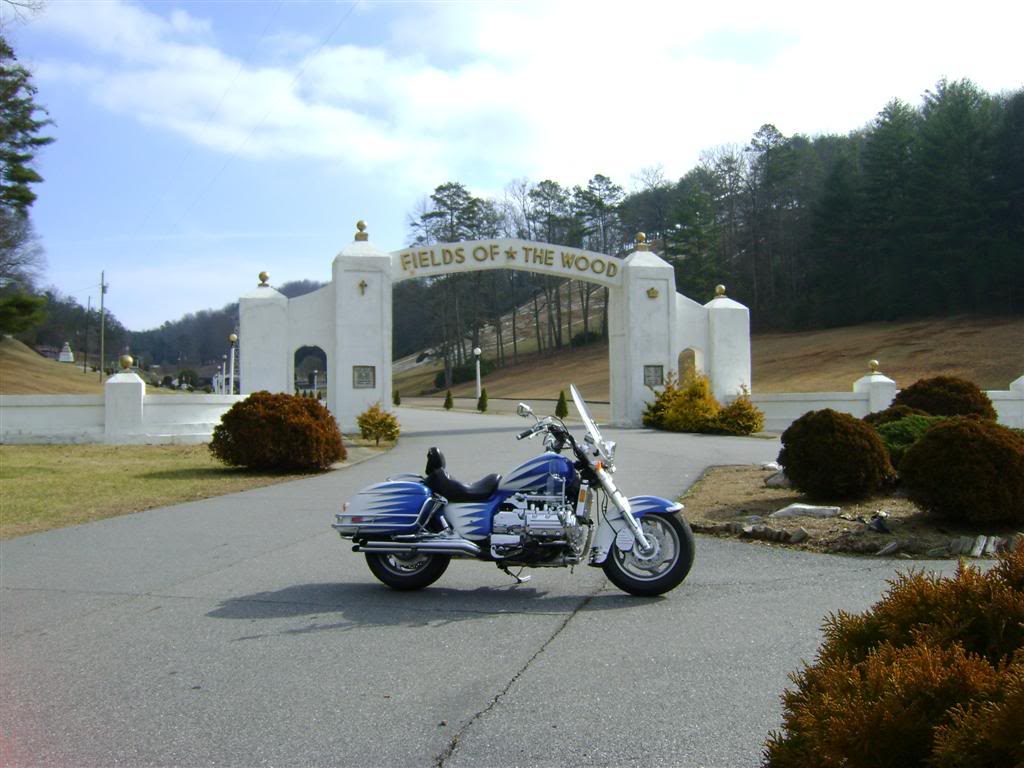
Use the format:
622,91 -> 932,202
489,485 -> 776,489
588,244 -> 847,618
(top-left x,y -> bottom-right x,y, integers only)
206,581 -> 656,637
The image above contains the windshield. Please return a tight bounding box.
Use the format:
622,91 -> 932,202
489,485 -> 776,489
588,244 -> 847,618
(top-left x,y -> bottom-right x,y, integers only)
569,384 -> 603,447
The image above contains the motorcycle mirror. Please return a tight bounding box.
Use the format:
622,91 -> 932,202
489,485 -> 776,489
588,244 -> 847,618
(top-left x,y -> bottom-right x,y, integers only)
516,403 -> 534,419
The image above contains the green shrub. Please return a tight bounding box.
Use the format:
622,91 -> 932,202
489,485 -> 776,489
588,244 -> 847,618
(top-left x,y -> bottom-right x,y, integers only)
900,417 -> 1024,525
643,371 -> 721,433
875,414 -> 947,468
570,330 -> 602,348
555,390 -> 569,419
712,387 -> 764,435
477,387 -> 488,412
892,376 -> 997,420
210,391 -> 345,471
764,545 -> 1024,768
356,403 -> 400,446
863,404 -> 929,427
443,390 -> 453,410
778,409 -> 894,499
393,389 -> 401,406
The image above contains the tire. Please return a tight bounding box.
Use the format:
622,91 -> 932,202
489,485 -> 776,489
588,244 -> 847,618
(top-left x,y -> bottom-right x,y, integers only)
602,513 -> 695,597
364,551 -> 451,590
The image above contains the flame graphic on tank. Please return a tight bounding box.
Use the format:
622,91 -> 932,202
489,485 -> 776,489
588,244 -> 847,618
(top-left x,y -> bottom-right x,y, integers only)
498,453 -> 574,493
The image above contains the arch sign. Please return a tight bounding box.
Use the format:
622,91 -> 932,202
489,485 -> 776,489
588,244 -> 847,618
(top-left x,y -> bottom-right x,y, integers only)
239,224 -> 751,431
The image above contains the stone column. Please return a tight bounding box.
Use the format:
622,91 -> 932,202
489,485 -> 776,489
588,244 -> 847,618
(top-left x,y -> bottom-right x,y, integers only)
853,360 -> 897,413
105,354 -> 145,441
608,235 -> 678,426
331,221 -> 393,432
704,285 -> 752,402
238,272 -> 289,395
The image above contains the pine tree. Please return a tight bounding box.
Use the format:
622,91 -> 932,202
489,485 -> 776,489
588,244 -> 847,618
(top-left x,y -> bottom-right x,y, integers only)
555,390 -> 569,419
477,387 -> 488,412
443,390 -> 453,410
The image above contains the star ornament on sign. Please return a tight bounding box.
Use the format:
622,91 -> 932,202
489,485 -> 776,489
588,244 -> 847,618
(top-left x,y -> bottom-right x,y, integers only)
504,247 -> 518,261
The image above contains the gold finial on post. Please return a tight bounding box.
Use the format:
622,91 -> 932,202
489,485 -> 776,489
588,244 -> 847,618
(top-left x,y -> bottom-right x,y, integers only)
355,220 -> 368,242
635,232 -> 649,251
715,284 -> 726,297
258,271 -> 270,287
869,359 -> 880,373
120,354 -> 133,370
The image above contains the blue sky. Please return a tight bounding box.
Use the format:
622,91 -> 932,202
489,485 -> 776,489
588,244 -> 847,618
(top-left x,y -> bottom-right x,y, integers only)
4,0 -> 1022,331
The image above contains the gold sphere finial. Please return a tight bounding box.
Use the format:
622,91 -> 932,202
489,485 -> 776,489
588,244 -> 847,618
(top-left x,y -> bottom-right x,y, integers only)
635,232 -> 649,251
355,220 -> 368,242
229,333 -> 238,344
715,284 -> 726,297
120,354 -> 133,370
869,359 -> 880,373
258,271 -> 269,287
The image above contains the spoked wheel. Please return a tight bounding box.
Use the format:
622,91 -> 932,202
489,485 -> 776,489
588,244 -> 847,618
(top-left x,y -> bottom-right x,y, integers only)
603,513 -> 695,597
364,551 -> 451,590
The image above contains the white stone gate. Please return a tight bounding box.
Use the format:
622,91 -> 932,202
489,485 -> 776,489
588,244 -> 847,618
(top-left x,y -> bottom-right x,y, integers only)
239,223 -> 751,430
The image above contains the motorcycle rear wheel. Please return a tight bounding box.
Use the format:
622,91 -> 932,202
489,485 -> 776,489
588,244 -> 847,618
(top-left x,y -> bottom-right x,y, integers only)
365,552 -> 451,590
602,513 -> 695,597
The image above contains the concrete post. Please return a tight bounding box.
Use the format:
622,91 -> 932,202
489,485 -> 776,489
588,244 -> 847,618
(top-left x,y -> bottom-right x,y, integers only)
239,273 -> 289,395
104,358 -> 145,441
852,360 -> 897,413
608,238 -> 678,426
331,221 -> 393,431
704,286 -> 752,402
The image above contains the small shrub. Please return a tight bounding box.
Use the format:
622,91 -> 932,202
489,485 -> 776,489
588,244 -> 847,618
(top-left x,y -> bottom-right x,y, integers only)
893,375 -> 997,420
393,389 -> 401,406
642,372 -> 678,429
443,390 -> 453,410
712,387 -> 764,435
764,545 -> 1024,768
570,330 -> 602,348
863,404 -> 929,427
900,417 -> 1024,525
356,403 -> 400,446
778,409 -> 894,499
477,387 -> 488,412
555,390 -> 569,419
642,371 -> 721,433
210,391 -> 345,471
875,413 -> 947,468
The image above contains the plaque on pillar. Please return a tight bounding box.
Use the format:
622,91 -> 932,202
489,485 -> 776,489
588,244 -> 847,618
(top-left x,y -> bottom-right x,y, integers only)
352,365 -> 376,389
644,365 -> 664,387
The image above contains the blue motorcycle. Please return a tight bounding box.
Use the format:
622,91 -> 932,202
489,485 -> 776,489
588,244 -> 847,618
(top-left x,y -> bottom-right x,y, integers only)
333,385 -> 695,596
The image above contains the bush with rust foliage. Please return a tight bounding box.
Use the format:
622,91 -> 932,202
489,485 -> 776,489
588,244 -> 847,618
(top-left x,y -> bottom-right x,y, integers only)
764,545 -> 1024,768
899,416 -> 1024,525
892,375 -> 997,420
863,404 -> 929,427
778,409 -> 894,499
210,391 -> 345,471
356,403 -> 400,446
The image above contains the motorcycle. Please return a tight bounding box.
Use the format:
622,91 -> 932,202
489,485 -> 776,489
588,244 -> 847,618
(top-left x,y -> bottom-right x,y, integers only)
333,385 -> 695,596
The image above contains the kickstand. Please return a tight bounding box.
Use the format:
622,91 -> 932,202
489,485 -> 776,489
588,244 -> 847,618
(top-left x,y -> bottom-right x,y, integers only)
499,565 -> 532,585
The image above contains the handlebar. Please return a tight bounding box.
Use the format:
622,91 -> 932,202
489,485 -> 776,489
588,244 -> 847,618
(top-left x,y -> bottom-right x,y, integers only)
516,428 -> 534,440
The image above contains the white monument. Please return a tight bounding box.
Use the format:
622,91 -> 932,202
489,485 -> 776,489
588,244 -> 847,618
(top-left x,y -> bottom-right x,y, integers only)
58,342 -> 74,363
239,222 -> 751,429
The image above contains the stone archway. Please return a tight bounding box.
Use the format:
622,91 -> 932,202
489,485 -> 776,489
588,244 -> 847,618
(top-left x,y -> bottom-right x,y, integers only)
294,345 -> 327,398
239,224 -> 751,429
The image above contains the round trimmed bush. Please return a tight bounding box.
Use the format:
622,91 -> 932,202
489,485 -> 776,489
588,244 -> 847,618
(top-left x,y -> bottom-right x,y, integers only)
900,417 -> 1024,525
863,404 -> 929,427
713,388 -> 764,436
875,413 -> 947,468
892,376 -> 997,420
356,402 -> 400,446
210,391 -> 345,471
778,409 -> 894,499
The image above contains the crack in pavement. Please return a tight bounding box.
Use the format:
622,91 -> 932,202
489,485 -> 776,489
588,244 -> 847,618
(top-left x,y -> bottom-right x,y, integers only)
433,585 -> 603,767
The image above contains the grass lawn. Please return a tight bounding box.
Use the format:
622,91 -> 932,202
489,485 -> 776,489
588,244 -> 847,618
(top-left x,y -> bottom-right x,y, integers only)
0,440 -> 386,539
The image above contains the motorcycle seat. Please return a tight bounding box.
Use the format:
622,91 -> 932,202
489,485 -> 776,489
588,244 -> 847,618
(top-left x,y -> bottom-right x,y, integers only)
425,469 -> 502,503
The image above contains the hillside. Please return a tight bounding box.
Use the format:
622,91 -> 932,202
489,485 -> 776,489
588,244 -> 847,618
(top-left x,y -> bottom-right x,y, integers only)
399,315 -> 1024,401
0,337 -> 107,395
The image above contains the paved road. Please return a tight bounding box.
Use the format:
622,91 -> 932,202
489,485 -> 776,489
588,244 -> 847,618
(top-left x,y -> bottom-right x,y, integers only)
1,408 -> 960,768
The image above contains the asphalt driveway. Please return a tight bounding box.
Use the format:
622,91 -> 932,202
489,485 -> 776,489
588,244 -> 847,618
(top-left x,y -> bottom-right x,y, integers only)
1,407 -> 961,767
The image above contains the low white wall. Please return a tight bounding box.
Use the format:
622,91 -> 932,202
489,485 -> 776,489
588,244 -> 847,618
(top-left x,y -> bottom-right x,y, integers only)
1,389 -> 241,445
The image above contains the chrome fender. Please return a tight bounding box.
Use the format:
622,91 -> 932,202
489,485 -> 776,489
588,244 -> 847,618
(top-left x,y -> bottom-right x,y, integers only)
589,496 -> 684,565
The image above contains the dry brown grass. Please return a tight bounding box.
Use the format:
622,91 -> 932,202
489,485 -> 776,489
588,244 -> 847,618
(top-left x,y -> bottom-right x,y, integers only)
1,337 -> 108,394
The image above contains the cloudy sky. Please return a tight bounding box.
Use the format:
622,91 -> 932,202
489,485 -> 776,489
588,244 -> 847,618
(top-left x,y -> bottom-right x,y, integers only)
4,0 -> 1022,331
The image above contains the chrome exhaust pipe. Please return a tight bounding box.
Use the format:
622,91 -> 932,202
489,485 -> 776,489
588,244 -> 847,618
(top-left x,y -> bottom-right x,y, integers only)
355,539 -> 482,557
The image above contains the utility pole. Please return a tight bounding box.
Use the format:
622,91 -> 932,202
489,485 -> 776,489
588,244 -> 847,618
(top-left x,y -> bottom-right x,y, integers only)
83,296 -> 91,373
98,271 -> 108,379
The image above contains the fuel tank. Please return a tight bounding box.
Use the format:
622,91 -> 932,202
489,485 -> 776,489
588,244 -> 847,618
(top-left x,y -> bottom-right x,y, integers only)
498,452 -> 576,494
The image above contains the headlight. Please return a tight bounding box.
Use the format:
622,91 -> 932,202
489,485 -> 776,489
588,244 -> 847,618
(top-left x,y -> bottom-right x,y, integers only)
602,440 -> 616,463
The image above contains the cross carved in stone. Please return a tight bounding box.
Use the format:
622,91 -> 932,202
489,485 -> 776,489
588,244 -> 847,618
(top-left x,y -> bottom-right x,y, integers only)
358,280 -> 368,295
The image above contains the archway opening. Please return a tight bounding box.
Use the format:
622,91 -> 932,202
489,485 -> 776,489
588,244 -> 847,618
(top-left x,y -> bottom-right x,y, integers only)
294,345 -> 327,400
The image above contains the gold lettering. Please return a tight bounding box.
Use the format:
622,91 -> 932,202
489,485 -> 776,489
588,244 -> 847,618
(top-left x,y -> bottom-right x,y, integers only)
606,262 -> 618,278
576,255 -> 590,271
561,252 -> 576,268
455,247 -> 465,263
417,251 -> 430,268
401,252 -> 414,272
442,248 -> 455,265
544,249 -> 554,266
592,259 -> 606,274
472,245 -> 489,262
489,243 -> 499,260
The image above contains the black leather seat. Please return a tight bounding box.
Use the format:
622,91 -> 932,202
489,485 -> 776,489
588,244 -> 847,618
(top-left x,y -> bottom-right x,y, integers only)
423,447 -> 501,503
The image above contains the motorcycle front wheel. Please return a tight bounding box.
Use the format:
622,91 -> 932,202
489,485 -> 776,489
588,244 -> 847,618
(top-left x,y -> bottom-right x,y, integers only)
603,513 -> 695,597
364,551 -> 451,590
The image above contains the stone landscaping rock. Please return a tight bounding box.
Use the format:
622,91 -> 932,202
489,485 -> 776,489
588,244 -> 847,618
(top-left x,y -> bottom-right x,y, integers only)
982,536 -> 999,556
764,470 -> 791,488
926,545 -> 950,557
969,534 -> 987,558
788,527 -> 809,544
761,461 -> 782,471
875,541 -> 900,556
771,503 -> 841,519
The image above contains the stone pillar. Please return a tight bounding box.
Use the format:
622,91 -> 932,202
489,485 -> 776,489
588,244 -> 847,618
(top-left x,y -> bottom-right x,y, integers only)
608,235 -> 678,426
704,285 -> 752,402
853,360 -> 897,413
331,221 -> 393,431
238,272 -> 289,395
105,355 -> 145,441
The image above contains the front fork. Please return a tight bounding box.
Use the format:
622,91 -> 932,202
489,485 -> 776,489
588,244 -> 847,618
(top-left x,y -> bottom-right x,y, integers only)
594,466 -> 654,554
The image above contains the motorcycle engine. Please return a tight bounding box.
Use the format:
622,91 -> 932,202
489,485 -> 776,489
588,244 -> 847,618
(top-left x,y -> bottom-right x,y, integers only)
490,492 -> 586,561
